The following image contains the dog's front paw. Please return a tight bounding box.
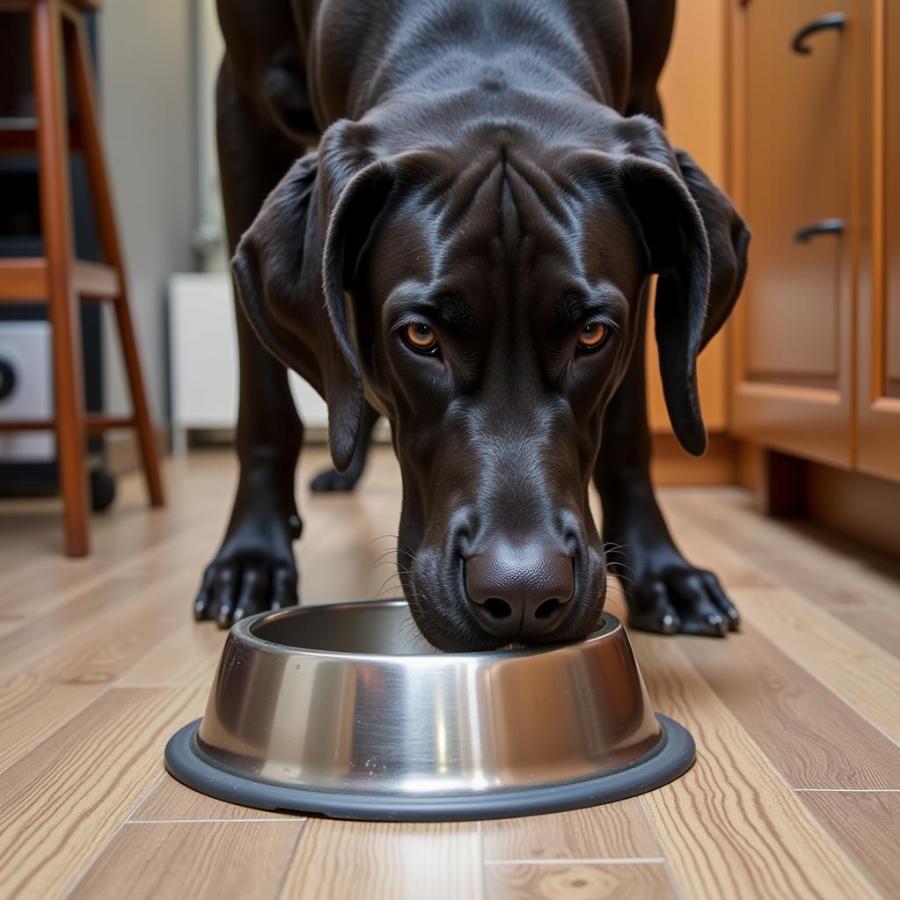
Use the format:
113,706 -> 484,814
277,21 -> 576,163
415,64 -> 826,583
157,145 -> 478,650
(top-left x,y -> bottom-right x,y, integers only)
609,542 -> 740,637
626,565 -> 739,636
194,509 -> 300,628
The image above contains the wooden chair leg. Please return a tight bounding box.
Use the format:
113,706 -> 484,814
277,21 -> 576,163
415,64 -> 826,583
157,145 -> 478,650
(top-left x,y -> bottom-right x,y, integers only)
32,0 -> 90,556
65,17 -> 165,508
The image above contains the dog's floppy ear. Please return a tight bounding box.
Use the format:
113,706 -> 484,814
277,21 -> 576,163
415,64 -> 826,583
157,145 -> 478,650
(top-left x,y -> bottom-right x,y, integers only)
612,117 -> 749,456
232,121 -> 396,472
672,148 -> 750,350
618,151 -> 712,455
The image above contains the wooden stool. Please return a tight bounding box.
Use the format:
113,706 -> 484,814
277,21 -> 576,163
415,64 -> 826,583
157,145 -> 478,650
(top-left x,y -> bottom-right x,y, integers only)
0,0 -> 165,556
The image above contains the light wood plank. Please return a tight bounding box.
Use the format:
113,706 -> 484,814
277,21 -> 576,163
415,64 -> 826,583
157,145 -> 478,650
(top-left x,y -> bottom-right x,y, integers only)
677,625 -> 900,788
733,587 -> 900,746
0,686 -> 204,899
0,613 -> 25,638
0,566 -> 202,773
0,562 -> 189,683
799,791 -> 900,899
279,820 -> 482,900
0,533 -> 203,656
670,488 -> 900,645
116,623 -> 226,688
483,863 -> 677,900
482,798 -> 660,862
132,774 -> 295,822
836,606 -> 900,659
69,821 -> 303,900
0,675 -> 100,774
630,633 -> 877,900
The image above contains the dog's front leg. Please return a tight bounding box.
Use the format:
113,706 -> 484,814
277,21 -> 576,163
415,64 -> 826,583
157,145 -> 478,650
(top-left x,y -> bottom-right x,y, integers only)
593,293 -> 740,637
193,67 -> 304,627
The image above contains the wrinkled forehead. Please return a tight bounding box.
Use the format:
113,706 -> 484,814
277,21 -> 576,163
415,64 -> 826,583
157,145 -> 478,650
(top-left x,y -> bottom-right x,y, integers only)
366,157 -> 645,317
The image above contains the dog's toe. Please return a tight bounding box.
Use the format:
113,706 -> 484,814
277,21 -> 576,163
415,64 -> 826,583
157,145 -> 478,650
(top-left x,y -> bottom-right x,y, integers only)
627,581 -> 682,635
231,566 -> 268,623
270,566 -> 298,610
212,566 -> 239,628
700,570 -> 741,630
193,563 -> 240,626
193,565 -> 216,621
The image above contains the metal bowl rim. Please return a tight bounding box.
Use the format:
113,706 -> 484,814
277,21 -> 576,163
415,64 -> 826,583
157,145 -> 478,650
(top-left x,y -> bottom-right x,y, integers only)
230,598 -> 621,664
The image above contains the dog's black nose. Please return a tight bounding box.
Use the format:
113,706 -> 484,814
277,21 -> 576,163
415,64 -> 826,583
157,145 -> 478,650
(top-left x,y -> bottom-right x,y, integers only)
465,539 -> 574,640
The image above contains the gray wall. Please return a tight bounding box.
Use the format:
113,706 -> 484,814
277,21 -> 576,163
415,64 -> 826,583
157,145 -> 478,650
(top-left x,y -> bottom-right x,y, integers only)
98,3 -> 197,422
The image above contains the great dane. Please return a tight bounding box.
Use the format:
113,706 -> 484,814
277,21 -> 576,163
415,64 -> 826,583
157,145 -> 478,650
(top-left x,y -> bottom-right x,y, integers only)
195,0 -> 750,650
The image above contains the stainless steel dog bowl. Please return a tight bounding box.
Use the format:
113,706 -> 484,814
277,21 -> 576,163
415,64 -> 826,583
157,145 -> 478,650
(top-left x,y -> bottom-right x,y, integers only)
165,599 -> 694,820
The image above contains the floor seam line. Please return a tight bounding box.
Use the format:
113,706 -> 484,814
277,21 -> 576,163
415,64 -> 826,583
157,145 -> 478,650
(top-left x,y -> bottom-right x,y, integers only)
482,858 -> 668,865
274,819 -> 307,900
793,788 -> 900,793
61,769 -> 166,899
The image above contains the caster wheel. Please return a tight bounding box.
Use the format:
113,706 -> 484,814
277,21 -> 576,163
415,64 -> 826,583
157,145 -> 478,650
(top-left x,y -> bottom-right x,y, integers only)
90,467 -> 117,512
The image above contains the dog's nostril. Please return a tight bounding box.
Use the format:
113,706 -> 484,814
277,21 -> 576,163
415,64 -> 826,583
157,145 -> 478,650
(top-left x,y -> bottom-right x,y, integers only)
482,597 -> 512,620
535,597 -> 564,620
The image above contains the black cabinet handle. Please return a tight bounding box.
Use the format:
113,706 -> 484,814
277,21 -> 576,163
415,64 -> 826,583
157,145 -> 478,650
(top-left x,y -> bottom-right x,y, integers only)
791,13 -> 846,55
793,218 -> 845,243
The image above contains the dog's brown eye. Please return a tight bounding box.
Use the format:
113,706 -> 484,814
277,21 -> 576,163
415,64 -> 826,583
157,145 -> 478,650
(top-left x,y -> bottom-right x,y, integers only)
404,322 -> 439,353
577,321 -> 608,351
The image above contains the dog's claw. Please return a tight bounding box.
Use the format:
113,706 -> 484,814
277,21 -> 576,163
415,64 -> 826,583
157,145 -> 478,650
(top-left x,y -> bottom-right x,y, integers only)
626,585 -> 682,635
660,612 -> 679,635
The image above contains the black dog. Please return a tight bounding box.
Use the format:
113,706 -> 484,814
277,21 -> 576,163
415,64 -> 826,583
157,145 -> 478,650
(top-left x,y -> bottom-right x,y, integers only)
195,0 -> 749,650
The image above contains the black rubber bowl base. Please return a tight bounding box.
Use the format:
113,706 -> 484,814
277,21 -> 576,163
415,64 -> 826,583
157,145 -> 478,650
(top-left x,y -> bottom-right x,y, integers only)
164,714 -> 695,822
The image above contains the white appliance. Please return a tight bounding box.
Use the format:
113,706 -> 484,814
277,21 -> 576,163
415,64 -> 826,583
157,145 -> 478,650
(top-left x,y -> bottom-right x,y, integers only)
168,272 -> 329,453
0,321 -> 54,462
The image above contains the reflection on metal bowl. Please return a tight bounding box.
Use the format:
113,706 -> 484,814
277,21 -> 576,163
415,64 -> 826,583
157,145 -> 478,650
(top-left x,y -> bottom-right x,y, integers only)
165,599 -> 694,821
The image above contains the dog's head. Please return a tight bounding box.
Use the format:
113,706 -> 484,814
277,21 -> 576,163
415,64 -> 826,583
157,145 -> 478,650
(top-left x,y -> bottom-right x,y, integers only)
233,101 -> 748,650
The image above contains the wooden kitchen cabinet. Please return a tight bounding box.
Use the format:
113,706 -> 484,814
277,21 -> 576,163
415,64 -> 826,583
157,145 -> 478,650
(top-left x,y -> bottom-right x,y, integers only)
857,0 -> 900,480
730,0 -> 859,468
616,0 -> 900,487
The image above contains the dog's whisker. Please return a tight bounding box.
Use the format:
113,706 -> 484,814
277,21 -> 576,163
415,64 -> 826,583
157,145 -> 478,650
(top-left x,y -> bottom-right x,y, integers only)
371,546 -> 416,564
610,573 -> 634,589
374,559 -> 417,598
371,552 -> 401,568
375,573 -> 403,597
375,547 -> 397,562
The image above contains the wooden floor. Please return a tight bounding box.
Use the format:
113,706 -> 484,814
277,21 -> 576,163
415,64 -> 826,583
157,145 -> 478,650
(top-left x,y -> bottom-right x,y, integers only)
1,447 -> 899,900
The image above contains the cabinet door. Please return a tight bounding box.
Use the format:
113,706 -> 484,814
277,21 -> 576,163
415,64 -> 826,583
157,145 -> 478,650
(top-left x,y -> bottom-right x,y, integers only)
857,0 -> 900,480
731,0 -> 857,467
